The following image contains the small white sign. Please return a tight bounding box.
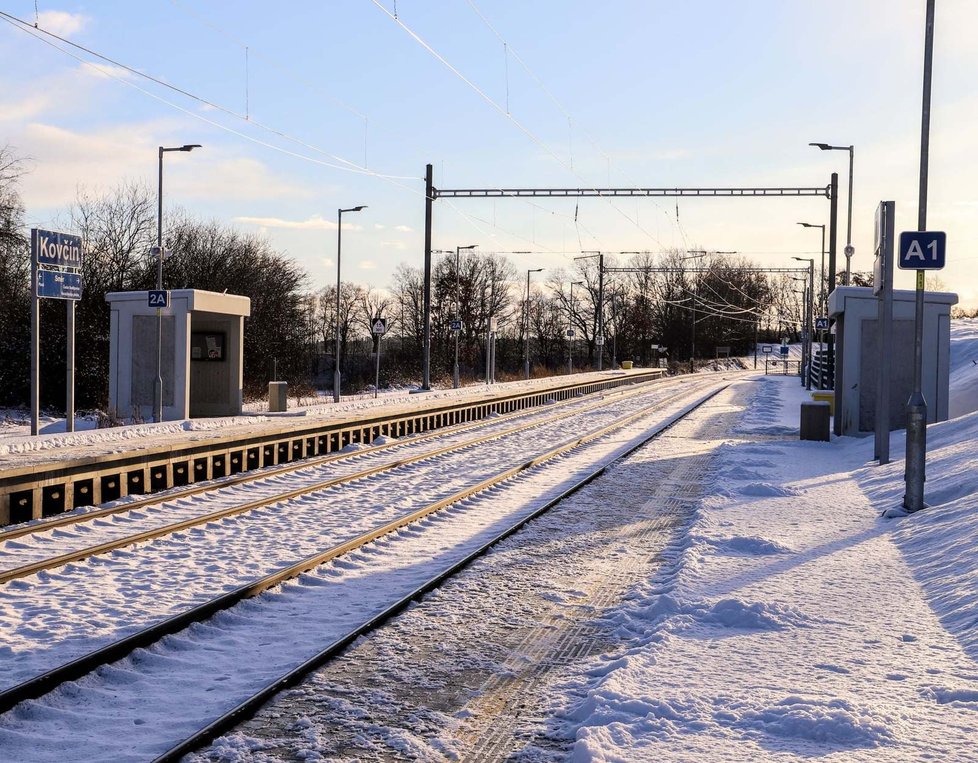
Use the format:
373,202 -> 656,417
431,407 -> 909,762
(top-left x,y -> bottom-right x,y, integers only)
372,318 -> 387,335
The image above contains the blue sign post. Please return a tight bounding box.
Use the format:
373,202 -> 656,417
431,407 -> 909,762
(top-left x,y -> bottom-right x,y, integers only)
30,228 -> 85,436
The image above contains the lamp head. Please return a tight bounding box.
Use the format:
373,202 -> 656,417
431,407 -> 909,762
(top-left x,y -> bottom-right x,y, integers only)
809,142 -> 832,151
180,144 -> 202,151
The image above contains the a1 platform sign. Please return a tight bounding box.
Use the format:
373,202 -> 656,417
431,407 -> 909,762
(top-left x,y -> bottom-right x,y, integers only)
814,317 -> 830,331
898,231 -> 946,270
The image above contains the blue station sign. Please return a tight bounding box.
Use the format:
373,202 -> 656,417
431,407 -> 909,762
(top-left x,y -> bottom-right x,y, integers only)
36,269 -> 83,300
32,228 -> 84,268
898,231 -> 946,270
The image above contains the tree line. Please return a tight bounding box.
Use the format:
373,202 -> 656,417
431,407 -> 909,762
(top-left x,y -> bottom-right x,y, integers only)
0,144 -> 812,413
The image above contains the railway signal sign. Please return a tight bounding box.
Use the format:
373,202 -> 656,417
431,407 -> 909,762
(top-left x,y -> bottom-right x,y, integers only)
762,346 -> 773,354
566,328 -> 575,338
148,290 -> 169,308
898,231 -> 946,270
372,318 -> 388,335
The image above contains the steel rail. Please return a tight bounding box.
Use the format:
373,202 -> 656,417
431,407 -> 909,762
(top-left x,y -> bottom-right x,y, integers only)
0,376 -> 678,545
0,378 -> 690,584
0,378 -> 722,718
154,382 -> 729,762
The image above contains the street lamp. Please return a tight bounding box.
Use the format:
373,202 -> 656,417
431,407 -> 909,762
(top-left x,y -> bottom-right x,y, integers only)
793,256 -> 815,390
568,280 -> 584,374
453,244 -> 477,389
154,143 -> 201,423
810,142 -> 854,284
797,222 -> 826,314
333,205 -> 367,403
524,267 -> 544,380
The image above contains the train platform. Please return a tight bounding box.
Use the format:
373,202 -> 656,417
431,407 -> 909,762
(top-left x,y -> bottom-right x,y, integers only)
0,367 -> 674,525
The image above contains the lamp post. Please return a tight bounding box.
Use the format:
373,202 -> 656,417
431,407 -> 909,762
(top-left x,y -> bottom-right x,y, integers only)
154,143 -> 201,424
453,244 -> 477,389
524,267 -> 544,380
793,256 -> 815,390
568,280 -> 583,374
797,222 -> 826,314
810,142 -> 854,284
333,205 -> 367,403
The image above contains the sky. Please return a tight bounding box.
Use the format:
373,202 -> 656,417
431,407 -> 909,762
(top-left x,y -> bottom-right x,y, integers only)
1,1 -> 977,306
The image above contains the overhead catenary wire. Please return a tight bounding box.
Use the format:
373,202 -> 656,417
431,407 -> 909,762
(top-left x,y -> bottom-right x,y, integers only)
369,0 -> 668,251
0,11 -> 561,253
463,0 -> 683,246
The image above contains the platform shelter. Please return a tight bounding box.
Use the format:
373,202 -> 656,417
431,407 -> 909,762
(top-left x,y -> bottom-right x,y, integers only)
105,289 -> 251,421
828,286 -> 956,437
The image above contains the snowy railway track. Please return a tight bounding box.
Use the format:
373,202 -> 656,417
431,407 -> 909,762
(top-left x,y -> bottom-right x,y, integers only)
0,378 -> 728,761
0,376 -> 681,584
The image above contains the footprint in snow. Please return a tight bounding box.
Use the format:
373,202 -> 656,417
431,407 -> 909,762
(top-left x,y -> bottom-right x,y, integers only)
738,483 -> 801,497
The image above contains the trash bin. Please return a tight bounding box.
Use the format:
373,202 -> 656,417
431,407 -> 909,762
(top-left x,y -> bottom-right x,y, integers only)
800,401 -> 830,442
621,360 -> 633,370
268,381 -> 288,412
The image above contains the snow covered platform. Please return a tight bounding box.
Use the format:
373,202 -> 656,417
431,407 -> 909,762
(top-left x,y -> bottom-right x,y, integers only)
0,368 -> 666,526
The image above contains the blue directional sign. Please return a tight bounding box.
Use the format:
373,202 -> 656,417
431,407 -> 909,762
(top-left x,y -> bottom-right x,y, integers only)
148,290 -> 169,308
449,319 -> 462,331
32,228 -> 83,268
36,269 -> 82,300
779,345 -> 789,356
898,231 -> 946,270
814,317 -> 829,331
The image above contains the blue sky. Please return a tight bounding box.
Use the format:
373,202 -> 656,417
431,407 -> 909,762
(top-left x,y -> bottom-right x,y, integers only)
2,1 -> 976,304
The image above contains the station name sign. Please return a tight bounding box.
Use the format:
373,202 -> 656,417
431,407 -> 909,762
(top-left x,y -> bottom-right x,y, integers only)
32,228 -> 83,268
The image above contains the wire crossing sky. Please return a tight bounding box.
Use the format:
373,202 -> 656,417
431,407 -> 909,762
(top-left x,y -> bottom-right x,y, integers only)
1,1 -> 976,304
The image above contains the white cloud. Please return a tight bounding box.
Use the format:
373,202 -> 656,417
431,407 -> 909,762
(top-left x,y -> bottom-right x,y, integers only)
373,223 -> 386,230
233,214 -> 364,230
380,240 -> 408,250
358,260 -> 377,270
37,10 -> 88,36
394,224 -> 413,232
0,93 -> 53,123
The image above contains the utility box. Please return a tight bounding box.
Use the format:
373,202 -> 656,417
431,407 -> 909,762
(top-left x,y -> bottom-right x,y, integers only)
106,289 -> 251,421
268,381 -> 288,412
828,286 -> 956,436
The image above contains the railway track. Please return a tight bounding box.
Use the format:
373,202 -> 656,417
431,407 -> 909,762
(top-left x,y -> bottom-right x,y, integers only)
0,375 -> 682,582
0,377 -> 730,761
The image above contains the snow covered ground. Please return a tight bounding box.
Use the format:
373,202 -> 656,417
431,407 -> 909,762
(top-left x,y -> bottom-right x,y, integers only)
199,372 -> 978,761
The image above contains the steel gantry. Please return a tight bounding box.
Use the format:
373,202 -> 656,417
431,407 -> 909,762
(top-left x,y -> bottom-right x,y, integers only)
420,164 -> 839,389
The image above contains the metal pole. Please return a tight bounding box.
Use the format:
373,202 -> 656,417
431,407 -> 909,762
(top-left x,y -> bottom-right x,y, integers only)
753,321 -> 758,370
819,225 -> 826,314
422,164 -> 433,390
807,260 -> 814,390
689,280 -> 696,374
333,208 -> 343,404
30,232 -> 39,436
845,147 -> 854,284
524,269 -> 531,380
485,328 -> 491,384
453,247 -> 460,389
154,146 -> 164,423
905,0 -> 935,512
597,254 -> 605,370
374,332 -> 381,399
568,281 -> 575,375
827,172 -> 838,393
611,293 -> 617,368
66,300 -> 75,432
